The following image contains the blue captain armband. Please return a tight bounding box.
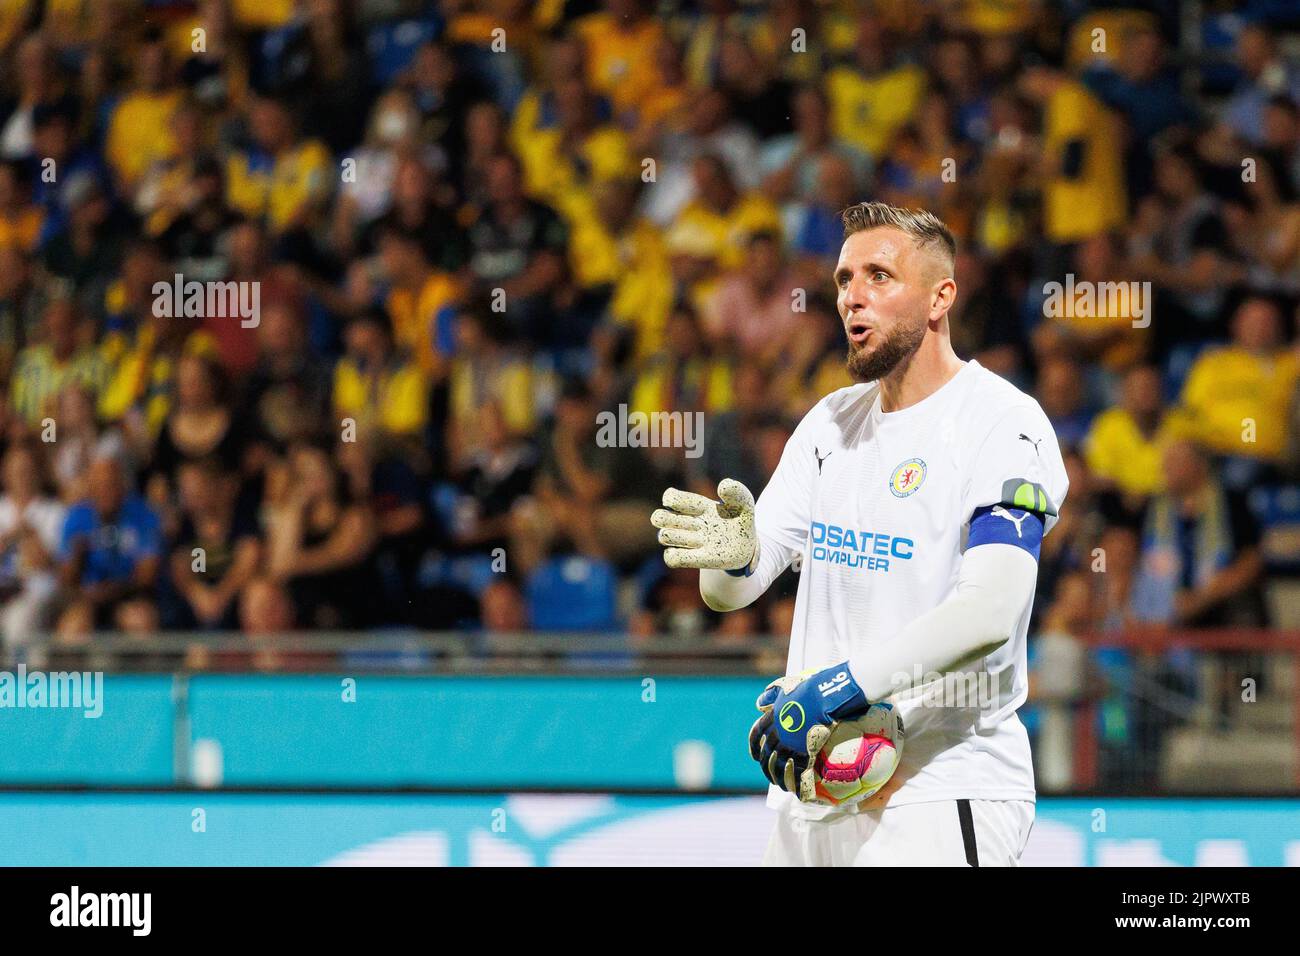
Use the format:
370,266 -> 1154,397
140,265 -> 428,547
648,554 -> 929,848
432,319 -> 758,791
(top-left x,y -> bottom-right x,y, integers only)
968,504 -> 1045,560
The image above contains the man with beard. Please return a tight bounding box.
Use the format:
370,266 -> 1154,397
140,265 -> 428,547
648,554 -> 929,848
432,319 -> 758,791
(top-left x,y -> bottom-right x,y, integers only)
650,202 -> 1068,866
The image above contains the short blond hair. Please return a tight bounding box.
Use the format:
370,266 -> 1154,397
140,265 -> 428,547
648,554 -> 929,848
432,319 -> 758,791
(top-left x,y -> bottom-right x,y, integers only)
841,201 -> 956,273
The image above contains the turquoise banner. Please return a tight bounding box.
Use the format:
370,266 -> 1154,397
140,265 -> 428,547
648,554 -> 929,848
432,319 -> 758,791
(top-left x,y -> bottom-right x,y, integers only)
0,674 -> 770,789
0,793 -> 1294,866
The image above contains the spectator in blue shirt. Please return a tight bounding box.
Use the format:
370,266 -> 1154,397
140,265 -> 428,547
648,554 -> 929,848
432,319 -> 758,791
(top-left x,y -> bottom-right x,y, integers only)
56,456 -> 162,637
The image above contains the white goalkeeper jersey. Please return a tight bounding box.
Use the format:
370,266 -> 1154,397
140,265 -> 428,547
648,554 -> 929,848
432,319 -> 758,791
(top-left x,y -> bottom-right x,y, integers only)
754,359 -> 1068,818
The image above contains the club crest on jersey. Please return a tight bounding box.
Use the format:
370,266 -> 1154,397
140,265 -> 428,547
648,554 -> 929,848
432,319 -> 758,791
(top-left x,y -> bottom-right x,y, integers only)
889,458 -> 927,498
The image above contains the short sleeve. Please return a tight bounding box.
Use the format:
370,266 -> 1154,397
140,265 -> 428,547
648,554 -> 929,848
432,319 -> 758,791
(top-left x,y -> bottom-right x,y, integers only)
37,502 -> 66,553
135,504 -> 163,560
59,506 -> 89,560
961,402 -> 1070,536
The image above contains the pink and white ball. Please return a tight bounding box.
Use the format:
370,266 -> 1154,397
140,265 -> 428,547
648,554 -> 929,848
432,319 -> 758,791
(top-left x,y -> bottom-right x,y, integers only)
812,702 -> 905,807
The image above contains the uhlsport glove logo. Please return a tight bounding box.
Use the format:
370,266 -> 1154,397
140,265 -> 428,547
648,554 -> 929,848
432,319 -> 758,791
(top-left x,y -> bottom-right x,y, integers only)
818,670 -> 853,698
778,700 -> 805,732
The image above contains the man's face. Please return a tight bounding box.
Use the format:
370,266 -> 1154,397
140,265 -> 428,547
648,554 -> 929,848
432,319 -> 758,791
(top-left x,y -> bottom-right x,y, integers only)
1155,154 -> 1194,199
259,305 -> 301,354
88,460 -> 125,516
2,449 -> 37,497
45,301 -> 77,350
1233,300 -> 1282,352
178,465 -> 220,514
834,227 -> 940,382
793,88 -> 827,138
345,321 -> 385,362
378,235 -> 414,282
250,101 -> 289,151
32,117 -> 70,162
487,158 -> 521,204
1163,441 -> 1205,496
748,237 -> 780,280
1122,367 -> 1162,417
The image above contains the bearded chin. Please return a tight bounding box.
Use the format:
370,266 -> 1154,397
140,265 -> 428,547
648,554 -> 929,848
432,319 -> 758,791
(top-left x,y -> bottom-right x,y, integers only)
846,321 -> 927,382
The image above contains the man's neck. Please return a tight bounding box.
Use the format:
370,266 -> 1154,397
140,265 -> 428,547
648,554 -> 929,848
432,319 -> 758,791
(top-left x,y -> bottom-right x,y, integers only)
877,335 -> 965,413
1132,409 -> 1159,435
1177,482 -> 1209,517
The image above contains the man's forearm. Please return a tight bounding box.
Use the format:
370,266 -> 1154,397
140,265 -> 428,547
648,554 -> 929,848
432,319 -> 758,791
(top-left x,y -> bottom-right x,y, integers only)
699,532 -> 794,612
848,544 -> 1038,702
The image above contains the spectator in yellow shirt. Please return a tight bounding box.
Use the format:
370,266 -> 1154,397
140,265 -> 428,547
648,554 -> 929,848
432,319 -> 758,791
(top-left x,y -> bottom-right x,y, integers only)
1084,364 -> 1188,503
825,17 -> 927,159
226,97 -> 332,235
513,77 -> 634,223
630,33 -> 689,154
9,297 -> 109,428
574,177 -> 673,360
573,0 -> 664,122
1180,296 -> 1300,461
448,307 -> 535,471
333,308 -> 428,443
376,224 -> 461,378
629,304 -> 734,420
104,30 -> 183,194
1019,65 -> 1126,244
508,33 -> 588,166
98,311 -> 219,443
669,154 -> 783,271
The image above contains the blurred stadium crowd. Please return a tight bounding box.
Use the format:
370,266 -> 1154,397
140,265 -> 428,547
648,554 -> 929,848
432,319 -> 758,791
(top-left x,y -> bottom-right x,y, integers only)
0,0 -> 1298,706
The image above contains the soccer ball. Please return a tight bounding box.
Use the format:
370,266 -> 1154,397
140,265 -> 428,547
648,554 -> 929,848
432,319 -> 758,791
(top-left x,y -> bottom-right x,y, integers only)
812,701 -> 905,808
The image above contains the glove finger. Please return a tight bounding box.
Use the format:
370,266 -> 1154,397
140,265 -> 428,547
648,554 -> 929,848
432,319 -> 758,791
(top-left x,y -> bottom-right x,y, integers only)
765,748 -> 784,789
780,749 -> 811,797
661,487 -> 711,517
759,726 -> 782,785
650,509 -> 702,533
657,528 -> 703,549
805,723 -> 832,759
662,547 -> 718,569
748,712 -> 773,760
797,766 -> 820,804
772,743 -> 809,792
717,478 -> 754,512
772,748 -> 802,794
662,547 -> 693,569
754,681 -> 781,711
781,756 -> 799,795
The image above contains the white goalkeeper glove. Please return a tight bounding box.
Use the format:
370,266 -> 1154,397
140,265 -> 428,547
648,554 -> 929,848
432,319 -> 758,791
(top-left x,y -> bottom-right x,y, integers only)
650,478 -> 757,572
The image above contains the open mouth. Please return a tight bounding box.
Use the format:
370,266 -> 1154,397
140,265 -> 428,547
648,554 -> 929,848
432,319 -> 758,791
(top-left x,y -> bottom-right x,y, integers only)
847,321 -> 871,345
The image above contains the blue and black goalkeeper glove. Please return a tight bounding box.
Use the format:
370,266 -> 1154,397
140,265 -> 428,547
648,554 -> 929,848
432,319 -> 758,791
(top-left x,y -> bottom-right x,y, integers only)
747,663 -> 870,802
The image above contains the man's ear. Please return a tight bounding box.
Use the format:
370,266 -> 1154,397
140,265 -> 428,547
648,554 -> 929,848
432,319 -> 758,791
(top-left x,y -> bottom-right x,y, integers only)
930,275 -> 956,322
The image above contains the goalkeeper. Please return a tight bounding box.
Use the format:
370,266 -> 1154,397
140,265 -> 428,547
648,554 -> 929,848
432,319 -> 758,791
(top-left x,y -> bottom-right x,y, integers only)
650,202 -> 1067,867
